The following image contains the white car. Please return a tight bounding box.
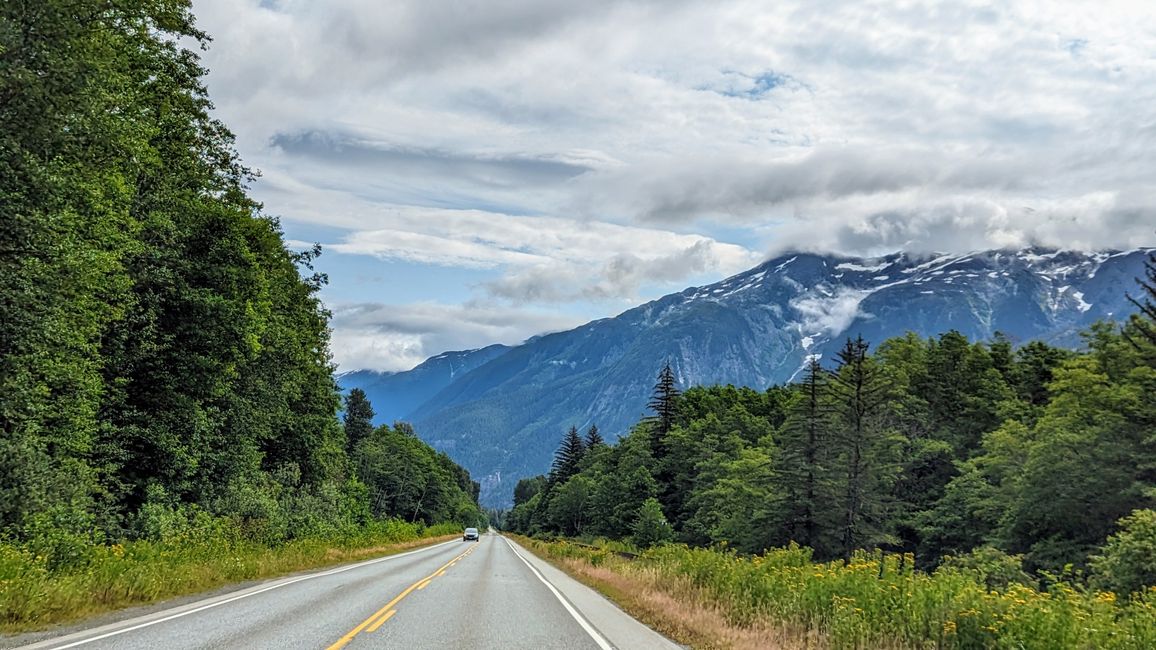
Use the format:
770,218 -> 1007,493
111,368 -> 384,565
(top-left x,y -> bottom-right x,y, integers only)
463,527 -> 479,541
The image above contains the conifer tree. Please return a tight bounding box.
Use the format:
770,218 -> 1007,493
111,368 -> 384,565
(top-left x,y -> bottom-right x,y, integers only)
550,426 -> 586,484
828,336 -> 896,559
343,388 -> 376,452
584,424 -> 605,449
776,357 -> 836,552
647,362 -> 682,441
1126,251 -> 1156,352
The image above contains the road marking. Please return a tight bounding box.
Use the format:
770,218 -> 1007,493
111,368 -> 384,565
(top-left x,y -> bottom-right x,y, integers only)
364,610 -> 395,633
326,543 -> 478,649
37,539 -> 459,650
502,537 -> 615,650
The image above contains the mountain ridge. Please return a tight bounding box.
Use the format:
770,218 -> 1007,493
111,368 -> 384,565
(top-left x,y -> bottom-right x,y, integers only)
339,246 -> 1154,506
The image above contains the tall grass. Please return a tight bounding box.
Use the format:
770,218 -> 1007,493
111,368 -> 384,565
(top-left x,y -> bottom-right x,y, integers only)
0,519 -> 460,632
530,540 -> 1156,649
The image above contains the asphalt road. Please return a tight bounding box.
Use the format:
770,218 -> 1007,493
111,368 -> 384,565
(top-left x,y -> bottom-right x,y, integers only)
17,533 -> 680,650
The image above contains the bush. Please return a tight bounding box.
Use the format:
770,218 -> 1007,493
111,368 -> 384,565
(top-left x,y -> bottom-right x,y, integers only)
938,545 -> 1035,592
632,498 -> 673,548
1091,509 -> 1156,596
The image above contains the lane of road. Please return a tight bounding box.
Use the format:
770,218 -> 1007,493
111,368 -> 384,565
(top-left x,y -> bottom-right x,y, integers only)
18,533 -> 680,649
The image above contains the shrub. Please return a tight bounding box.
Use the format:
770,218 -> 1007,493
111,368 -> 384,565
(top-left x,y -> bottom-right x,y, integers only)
632,498 -> 673,548
938,545 -> 1035,592
1091,509 -> 1156,597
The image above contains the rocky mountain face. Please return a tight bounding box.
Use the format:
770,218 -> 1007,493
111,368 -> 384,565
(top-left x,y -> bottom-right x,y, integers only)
339,248 -> 1153,506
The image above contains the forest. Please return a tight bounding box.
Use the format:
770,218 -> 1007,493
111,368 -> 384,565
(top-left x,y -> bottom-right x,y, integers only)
0,0 -> 483,584
507,253 -> 1156,597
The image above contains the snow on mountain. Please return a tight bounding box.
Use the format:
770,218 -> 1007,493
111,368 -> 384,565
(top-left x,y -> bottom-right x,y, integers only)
340,247 -> 1153,506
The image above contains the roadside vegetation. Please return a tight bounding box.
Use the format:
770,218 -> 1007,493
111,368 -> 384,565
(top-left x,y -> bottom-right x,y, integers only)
506,254 -> 1156,647
524,537 -> 1156,649
0,520 -> 460,632
0,1 -> 484,631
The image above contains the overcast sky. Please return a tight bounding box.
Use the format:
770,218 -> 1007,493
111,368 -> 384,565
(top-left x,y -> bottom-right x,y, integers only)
191,0 -> 1156,372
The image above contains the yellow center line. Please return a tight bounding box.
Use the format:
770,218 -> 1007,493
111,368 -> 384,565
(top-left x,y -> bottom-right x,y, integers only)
325,545 -> 476,650
364,609 -> 396,633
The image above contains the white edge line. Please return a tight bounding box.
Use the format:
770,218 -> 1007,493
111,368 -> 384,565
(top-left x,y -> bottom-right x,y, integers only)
36,539 -> 458,649
502,537 -> 615,650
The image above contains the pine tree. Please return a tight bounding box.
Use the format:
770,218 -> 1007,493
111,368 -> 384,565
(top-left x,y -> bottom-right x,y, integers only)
828,336 -> 896,559
550,426 -> 586,484
647,362 -> 682,441
343,388 -> 376,452
776,357 -> 836,552
584,424 -> 605,449
1126,251 -> 1156,353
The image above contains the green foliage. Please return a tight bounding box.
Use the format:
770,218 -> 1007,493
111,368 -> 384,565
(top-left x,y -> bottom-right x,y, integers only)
583,424 -> 605,449
650,543 -> 1155,649
632,498 -> 673,548
0,3 -> 484,616
549,426 -> 586,485
0,517 -> 455,631
512,316 -> 1156,595
548,476 -> 593,536
1091,510 -> 1156,597
938,546 -> 1035,592
646,362 -> 682,440
342,388 -> 375,452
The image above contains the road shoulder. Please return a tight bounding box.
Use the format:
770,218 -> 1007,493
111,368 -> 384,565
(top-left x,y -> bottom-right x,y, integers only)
503,536 -> 684,650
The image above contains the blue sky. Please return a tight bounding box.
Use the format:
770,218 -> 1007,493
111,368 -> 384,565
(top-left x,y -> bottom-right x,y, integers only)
192,0 -> 1156,371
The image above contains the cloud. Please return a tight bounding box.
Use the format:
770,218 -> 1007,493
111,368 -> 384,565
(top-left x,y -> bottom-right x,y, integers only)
328,301 -> 585,372
790,288 -> 870,338
185,0 -> 1156,370
769,192 -> 1156,256
200,0 -> 1156,255
313,204 -> 761,300
484,239 -> 731,303
271,130 -> 593,190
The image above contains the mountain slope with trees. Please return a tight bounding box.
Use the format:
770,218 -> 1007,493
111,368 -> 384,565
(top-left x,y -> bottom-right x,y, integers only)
509,253 -> 1156,584
343,248 -> 1154,506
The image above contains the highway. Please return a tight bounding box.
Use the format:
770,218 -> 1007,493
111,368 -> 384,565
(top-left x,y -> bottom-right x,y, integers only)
16,533 -> 680,650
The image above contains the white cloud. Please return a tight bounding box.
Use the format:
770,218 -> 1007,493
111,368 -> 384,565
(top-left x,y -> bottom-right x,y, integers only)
328,302 -> 585,372
193,0 -> 1156,255
790,288 -> 870,338
184,0 -> 1156,370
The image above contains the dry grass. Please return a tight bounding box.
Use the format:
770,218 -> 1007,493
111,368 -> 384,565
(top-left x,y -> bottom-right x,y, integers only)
514,537 -> 827,650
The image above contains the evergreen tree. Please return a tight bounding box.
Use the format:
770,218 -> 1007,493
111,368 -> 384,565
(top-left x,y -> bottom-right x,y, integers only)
775,357 -> 836,552
646,362 -> 682,440
1126,251 -> 1156,353
584,424 -> 605,449
550,426 -> 586,485
828,336 -> 899,559
513,476 -> 546,507
343,389 -> 375,452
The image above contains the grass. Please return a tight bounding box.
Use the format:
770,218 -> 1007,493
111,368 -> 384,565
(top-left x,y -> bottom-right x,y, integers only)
517,537 -> 1156,650
0,520 -> 461,633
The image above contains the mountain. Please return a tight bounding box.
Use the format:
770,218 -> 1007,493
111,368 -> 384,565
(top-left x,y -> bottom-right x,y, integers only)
339,247 -> 1153,506
337,344 -> 510,426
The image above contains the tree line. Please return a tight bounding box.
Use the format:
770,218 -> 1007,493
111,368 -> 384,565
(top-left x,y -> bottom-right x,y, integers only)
506,254 -> 1156,594
0,1 -> 481,564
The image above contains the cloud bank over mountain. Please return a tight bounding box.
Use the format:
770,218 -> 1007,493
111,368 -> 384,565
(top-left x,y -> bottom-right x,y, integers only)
192,0 -> 1156,370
